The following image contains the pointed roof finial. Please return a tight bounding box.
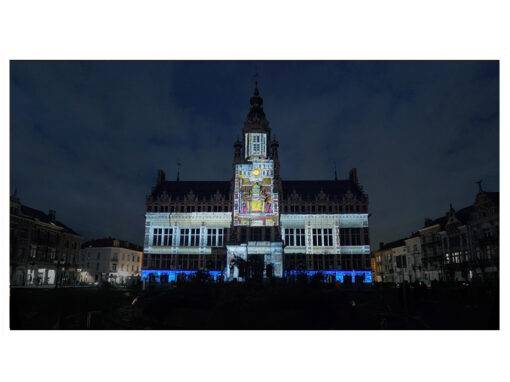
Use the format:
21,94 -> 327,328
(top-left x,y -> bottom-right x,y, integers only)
334,161 -> 338,181
254,71 -> 259,90
177,162 -> 181,181
476,179 -> 483,192
245,72 -> 268,126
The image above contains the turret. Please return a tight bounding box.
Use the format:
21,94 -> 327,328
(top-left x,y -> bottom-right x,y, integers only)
157,169 -> 166,185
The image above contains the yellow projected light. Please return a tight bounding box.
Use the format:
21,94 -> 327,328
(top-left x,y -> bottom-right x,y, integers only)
250,200 -> 262,211
252,168 -> 261,176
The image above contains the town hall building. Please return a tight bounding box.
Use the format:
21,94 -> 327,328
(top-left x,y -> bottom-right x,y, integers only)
141,84 -> 372,283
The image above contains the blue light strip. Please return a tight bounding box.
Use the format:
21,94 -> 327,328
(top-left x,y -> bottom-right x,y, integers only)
141,269 -> 372,283
284,270 -> 372,283
141,269 -> 223,282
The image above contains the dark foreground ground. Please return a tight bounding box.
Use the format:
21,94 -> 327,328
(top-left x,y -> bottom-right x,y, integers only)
10,282 -> 499,329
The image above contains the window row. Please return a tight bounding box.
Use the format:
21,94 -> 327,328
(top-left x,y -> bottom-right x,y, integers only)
148,205 -> 230,213
313,228 -> 333,246
152,228 -> 224,247
283,204 -> 367,213
284,228 -> 305,246
84,252 -> 140,262
339,228 -> 369,246
283,228 -> 369,246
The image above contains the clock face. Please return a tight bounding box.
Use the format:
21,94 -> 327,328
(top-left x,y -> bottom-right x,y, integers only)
252,168 -> 261,176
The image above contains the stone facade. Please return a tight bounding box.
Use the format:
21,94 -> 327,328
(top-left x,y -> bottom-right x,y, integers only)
142,85 -> 371,282
79,238 -> 143,284
10,193 -> 82,286
372,186 -> 499,285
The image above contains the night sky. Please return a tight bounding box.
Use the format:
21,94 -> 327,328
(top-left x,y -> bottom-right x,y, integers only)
10,61 -> 499,247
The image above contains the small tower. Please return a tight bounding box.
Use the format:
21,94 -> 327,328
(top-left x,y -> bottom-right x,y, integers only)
242,83 -> 271,160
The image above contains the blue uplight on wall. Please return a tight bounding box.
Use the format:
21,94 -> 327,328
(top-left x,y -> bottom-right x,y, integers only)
285,270 -> 372,283
141,269 -> 371,283
141,270 -> 223,282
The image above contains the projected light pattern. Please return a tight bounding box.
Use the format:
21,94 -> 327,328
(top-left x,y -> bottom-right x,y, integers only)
285,270 -> 372,283
141,270 -> 223,282
233,160 -> 279,227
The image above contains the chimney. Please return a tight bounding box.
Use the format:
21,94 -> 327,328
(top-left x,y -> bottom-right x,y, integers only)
349,168 -> 359,184
157,169 -> 166,185
48,209 -> 56,222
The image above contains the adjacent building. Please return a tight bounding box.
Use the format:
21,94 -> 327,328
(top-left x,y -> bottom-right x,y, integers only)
10,193 -> 83,286
142,84 -> 372,283
79,238 -> 143,284
372,234 -> 422,284
372,185 -> 499,285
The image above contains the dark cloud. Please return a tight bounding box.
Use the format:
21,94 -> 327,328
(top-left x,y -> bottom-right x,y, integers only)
10,61 -> 499,247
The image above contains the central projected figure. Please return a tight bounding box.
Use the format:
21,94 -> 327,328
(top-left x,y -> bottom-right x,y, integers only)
233,128 -> 279,226
234,159 -> 279,226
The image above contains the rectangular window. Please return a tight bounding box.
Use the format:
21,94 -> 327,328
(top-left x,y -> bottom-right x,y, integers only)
285,229 -> 295,246
163,228 -> 173,246
218,229 -> 224,246
340,228 -> 347,245
180,228 -> 190,246
296,228 -> 305,246
152,228 -> 162,246
112,263 -> 117,271
352,229 -> 361,245
190,228 -> 200,246
363,228 -> 369,244
312,229 -> 323,246
324,228 -> 333,246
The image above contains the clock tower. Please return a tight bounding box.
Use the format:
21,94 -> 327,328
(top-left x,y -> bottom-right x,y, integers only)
227,83 -> 284,279
233,83 -> 280,228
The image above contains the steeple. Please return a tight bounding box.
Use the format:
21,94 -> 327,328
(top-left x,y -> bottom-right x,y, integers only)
476,180 -> 483,193
242,78 -> 271,160
334,162 -> 338,181
243,81 -> 270,134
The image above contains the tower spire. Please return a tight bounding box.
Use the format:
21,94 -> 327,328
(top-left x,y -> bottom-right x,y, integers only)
177,162 -> 181,181
476,179 -> 483,192
334,161 -> 338,181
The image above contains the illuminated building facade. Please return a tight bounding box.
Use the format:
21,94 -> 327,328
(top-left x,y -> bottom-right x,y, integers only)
142,84 -> 372,282
10,193 -> 83,286
79,238 -> 143,284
